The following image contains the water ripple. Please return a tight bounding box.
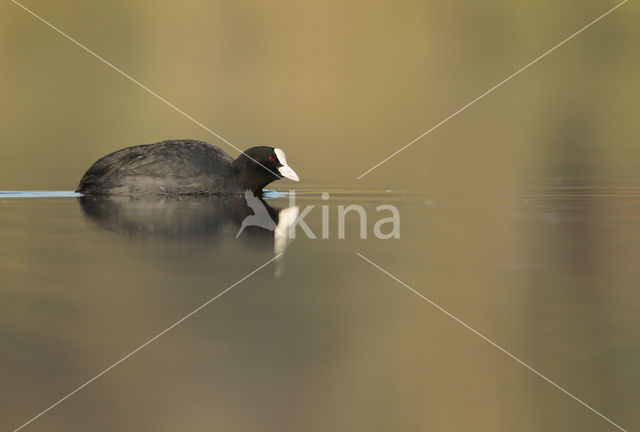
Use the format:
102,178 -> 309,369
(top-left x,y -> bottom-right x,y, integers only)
0,191 -> 83,198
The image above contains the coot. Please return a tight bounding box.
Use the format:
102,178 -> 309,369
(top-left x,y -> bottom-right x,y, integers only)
76,139 -> 299,195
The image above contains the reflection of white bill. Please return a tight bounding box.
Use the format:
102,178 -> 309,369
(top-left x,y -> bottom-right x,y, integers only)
274,206 -> 299,277
235,190 -> 298,277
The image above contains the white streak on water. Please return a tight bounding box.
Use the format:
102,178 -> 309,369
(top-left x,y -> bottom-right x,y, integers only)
0,191 -> 83,198
262,190 -> 290,199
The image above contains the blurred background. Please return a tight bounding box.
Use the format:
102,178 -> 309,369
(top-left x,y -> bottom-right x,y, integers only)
1,0 -> 639,431
1,0 -> 638,189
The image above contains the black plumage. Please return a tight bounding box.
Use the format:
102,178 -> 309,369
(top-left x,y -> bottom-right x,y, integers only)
76,139 -> 299,196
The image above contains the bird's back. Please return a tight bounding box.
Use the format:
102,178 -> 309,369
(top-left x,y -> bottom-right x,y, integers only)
76,140 -> 237,195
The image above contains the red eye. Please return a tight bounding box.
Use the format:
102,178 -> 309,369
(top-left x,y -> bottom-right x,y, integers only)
268,156 -> 275,162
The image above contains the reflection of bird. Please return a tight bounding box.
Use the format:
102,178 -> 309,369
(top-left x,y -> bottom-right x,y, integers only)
274,205 -> 299,277
236,190 -> 277,238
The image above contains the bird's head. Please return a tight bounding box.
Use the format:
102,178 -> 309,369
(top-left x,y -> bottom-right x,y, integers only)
232,147 -> 300,192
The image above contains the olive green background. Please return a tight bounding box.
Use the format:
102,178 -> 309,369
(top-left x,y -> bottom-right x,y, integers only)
1,1 -> 639,431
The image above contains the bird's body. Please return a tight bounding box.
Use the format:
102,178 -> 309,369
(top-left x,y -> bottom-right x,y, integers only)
76,139 -> 299,196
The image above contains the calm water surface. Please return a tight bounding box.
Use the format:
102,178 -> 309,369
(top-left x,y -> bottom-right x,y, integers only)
1,183 -> 639,431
